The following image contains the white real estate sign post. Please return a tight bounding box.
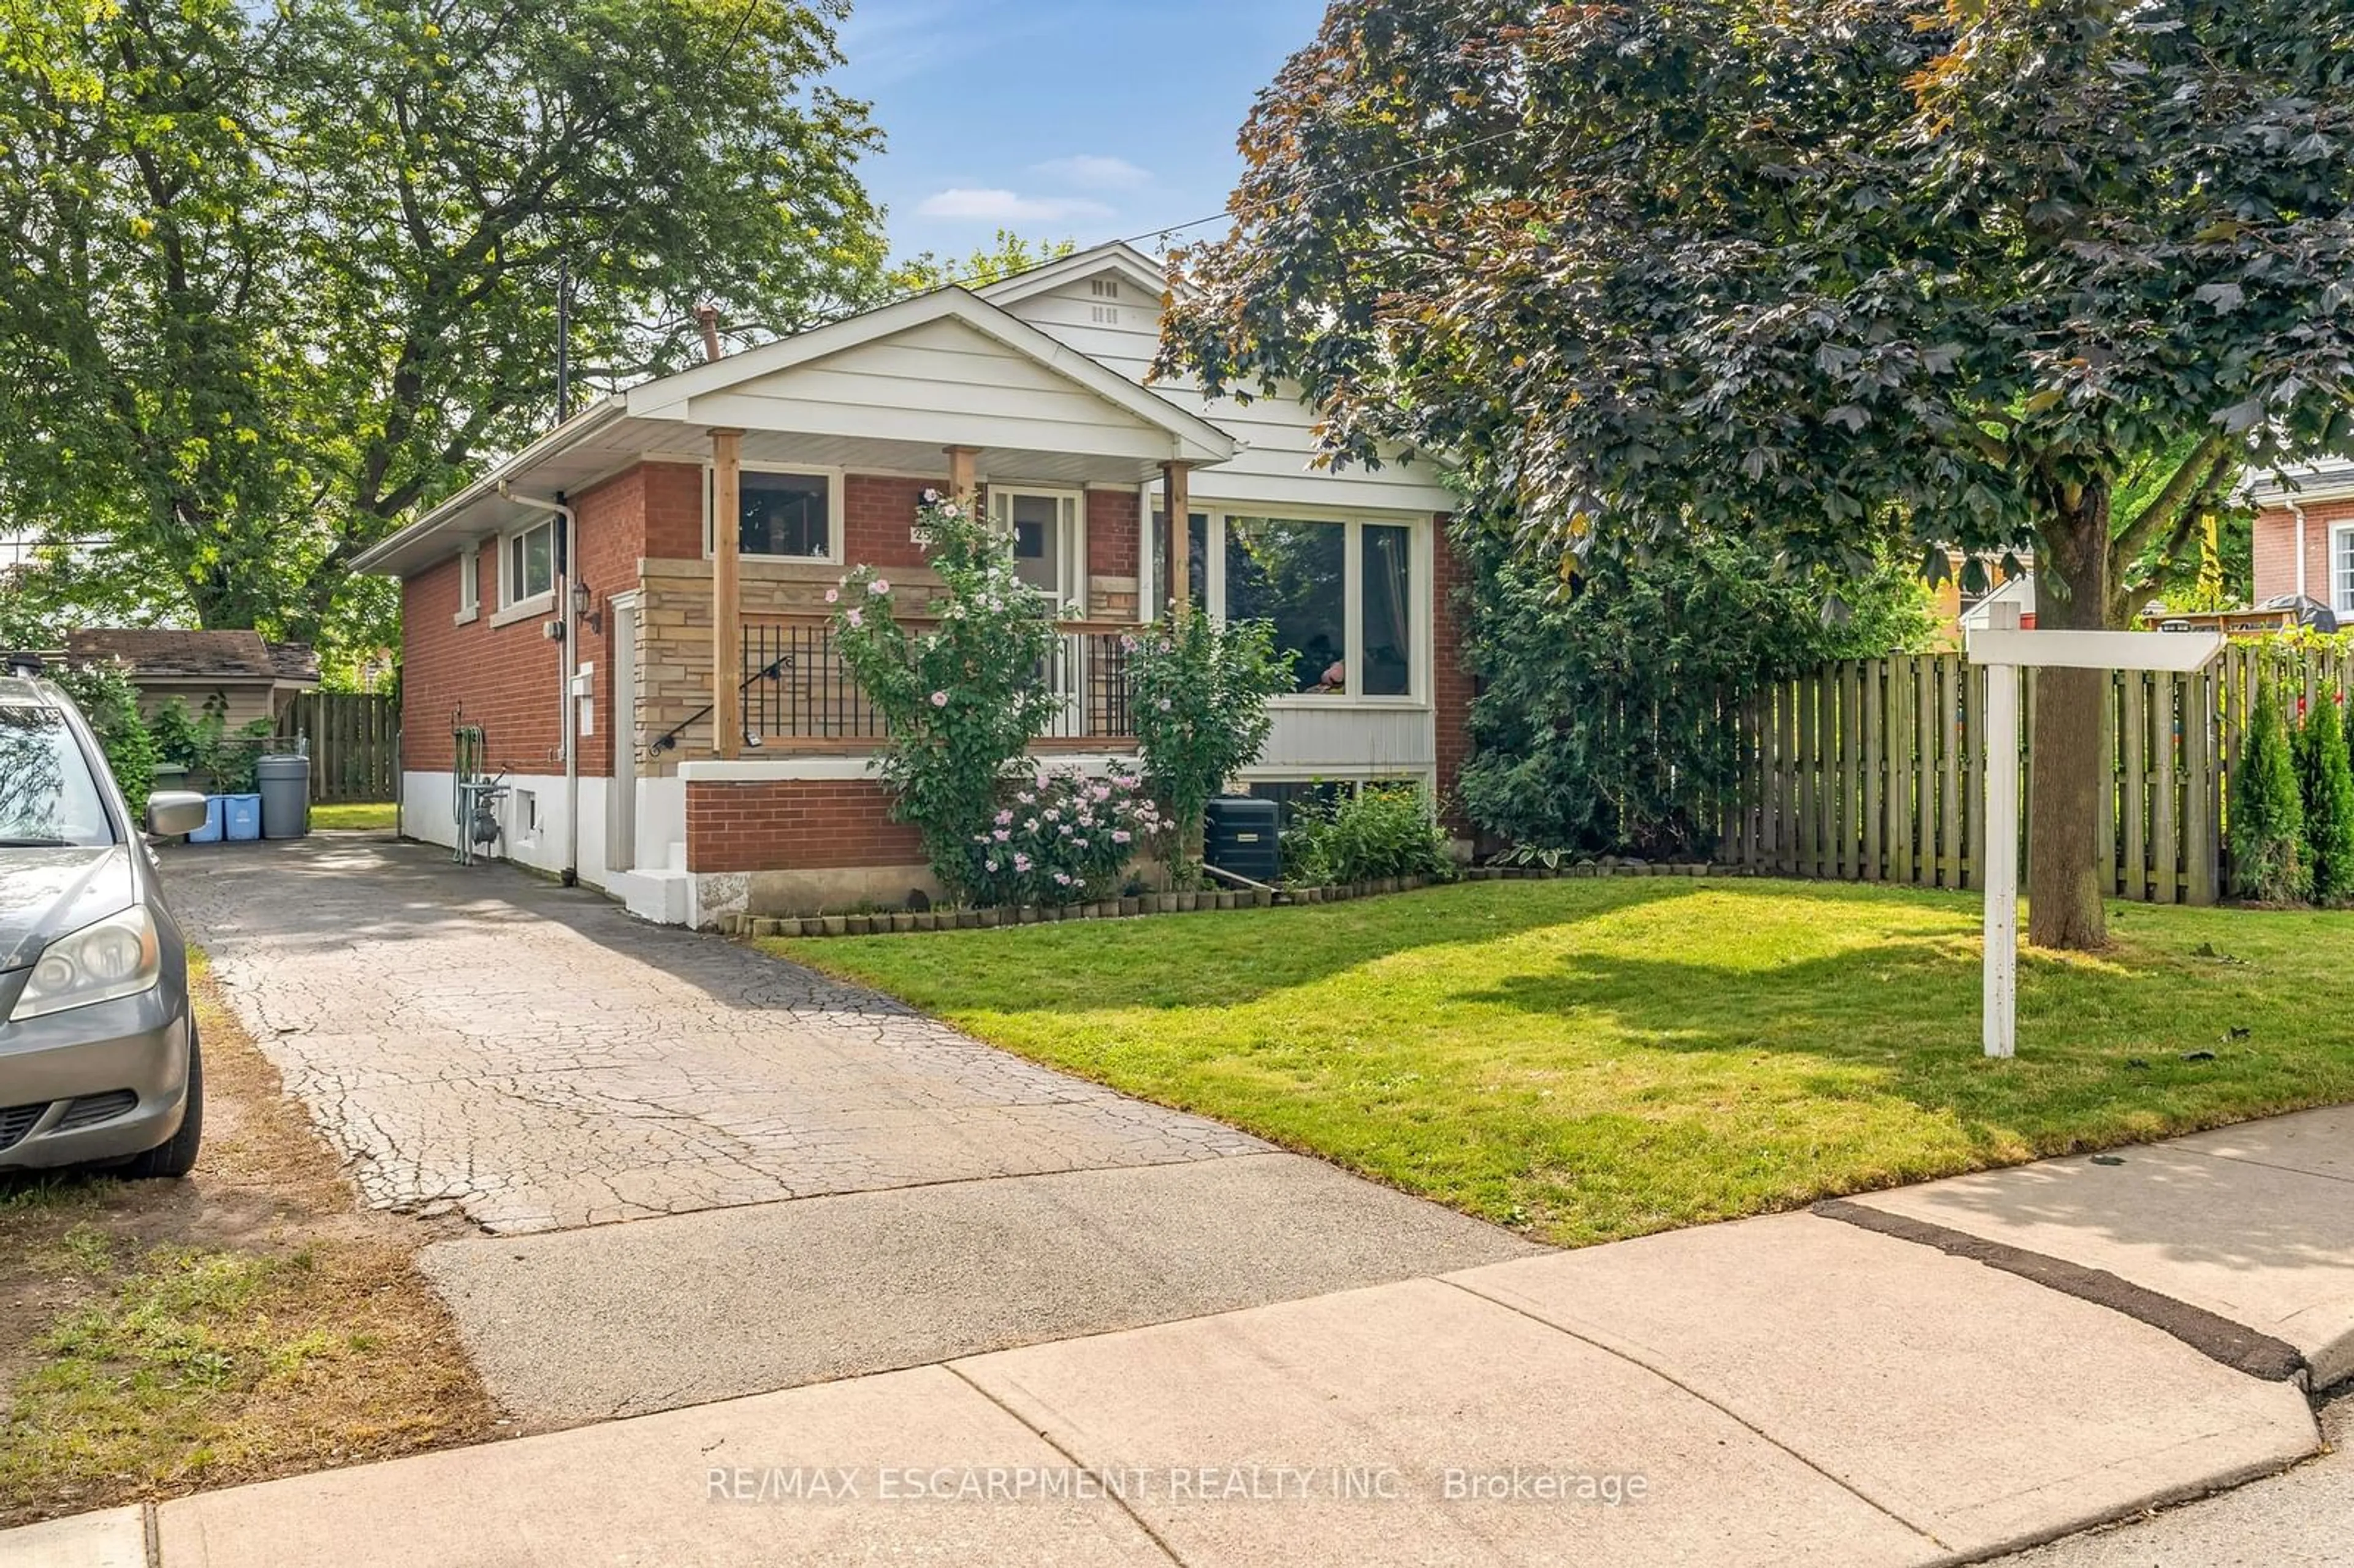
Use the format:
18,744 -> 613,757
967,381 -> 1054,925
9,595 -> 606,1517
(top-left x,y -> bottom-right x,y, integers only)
1963,605 -> 2225,1059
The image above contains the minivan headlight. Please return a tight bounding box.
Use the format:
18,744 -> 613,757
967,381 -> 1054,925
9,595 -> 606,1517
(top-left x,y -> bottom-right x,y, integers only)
11,906 -> 160,1021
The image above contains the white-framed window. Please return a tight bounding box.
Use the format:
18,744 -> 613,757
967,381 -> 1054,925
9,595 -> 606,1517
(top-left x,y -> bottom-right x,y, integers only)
988,486 -> 1085,608
1140,499 -> 1427,701
2334,523 -> 2354,617
704,463 -> 842,563
1145,499 -> 1209,617
454,544 -> 479,624
500,519 -> 556,609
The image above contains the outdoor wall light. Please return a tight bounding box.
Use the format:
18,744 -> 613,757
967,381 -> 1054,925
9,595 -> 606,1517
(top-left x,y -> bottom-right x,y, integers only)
571,581 -> 603,634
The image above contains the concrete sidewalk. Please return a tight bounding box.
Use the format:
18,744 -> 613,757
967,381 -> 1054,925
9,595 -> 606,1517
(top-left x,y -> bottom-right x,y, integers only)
20,1109 -> 2354,1566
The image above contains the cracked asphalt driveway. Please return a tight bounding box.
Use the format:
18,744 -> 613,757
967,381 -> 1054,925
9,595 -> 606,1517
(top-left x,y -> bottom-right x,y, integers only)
168,835 -> 1267,1236
164,833 -> 1533,1421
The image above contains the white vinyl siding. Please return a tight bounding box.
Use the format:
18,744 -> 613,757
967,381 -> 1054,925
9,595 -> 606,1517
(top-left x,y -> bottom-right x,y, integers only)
1004,277 -> 1457,514
672,316 -> 1187,466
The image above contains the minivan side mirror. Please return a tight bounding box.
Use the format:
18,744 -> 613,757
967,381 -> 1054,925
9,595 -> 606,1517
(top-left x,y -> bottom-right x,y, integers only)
147,791 -> 211,837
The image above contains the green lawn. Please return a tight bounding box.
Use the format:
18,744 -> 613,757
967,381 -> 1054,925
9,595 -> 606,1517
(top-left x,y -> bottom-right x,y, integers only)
767,879 -> 2354,1247
308,801 -> 395,831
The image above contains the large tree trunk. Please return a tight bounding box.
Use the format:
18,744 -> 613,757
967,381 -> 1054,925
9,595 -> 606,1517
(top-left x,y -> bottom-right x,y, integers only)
2027,481 -> 2112,951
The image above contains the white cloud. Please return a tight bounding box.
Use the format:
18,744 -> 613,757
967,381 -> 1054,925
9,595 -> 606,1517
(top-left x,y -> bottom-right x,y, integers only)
914,188 -> 1116,223
1034,154 -> 1152,191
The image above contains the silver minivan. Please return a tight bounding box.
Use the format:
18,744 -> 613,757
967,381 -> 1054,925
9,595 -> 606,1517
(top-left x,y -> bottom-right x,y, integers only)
0,672 -> 211,1178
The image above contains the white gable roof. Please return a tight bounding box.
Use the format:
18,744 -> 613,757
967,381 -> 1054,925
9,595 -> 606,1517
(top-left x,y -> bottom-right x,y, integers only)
626,287 -> 1233,466
976,242 -> 1187,311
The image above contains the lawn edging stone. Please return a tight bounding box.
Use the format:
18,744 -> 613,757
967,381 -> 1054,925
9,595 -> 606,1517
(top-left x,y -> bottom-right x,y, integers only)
720,862 -> 1749,938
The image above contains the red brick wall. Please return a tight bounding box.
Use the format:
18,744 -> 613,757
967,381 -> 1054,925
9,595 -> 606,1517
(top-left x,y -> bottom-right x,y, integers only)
400,538 -> 564,777
1430,514 -> 1474,833
402,462 -> 668,778
641,470 -> 968,572
1087,489 -> 1138,576
641,461 -> 706,561
2253,502 -> 2350,606
685,778 -> 925,872
844,475 -> 934,568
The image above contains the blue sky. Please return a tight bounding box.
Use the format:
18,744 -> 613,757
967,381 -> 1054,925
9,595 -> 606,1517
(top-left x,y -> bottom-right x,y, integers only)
832,0 -> 1329,264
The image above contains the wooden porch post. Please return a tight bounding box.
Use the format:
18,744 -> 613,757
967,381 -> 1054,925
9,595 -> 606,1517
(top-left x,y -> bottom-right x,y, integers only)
711,427 -> 743,760
1160,460 -> 1191,620
943,445 -> 979,511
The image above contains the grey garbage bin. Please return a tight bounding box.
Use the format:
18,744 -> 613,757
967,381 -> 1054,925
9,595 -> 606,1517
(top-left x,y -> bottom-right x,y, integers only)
256,753 -> 311,840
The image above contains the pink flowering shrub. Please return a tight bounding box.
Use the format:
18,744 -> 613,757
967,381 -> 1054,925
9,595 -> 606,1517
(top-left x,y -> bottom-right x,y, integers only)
966,765 -> 1162,907
832,492 -> 1064,900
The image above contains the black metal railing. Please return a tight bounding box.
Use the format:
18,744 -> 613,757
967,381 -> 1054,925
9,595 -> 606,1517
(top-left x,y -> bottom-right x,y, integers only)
739,620 -> 1135,747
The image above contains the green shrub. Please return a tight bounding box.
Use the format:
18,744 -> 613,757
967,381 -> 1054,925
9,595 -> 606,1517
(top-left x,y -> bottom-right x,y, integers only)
1282,784 -> 1453,886
1458,525 -> 1935,858
51,661 -> 158,814
146,696 -> 271,796
2298,688 -> 2354,904
1127,610 -> 1293,888
831,492 -> 1067,902
2231,676 -> 2309,903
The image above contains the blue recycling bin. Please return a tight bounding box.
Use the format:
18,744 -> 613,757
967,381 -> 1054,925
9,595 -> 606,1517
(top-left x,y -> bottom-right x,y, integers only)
223,794 -> 262,841
185,797 -> 226,844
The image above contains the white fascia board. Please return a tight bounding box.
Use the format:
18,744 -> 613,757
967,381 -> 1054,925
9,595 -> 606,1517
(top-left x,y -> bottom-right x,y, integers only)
1966,628 -> 2225,672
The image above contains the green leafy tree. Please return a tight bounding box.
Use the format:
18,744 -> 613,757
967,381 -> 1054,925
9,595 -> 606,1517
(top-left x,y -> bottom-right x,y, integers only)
2231,677 -> 2308,904
1165,0 -> 2354,949
1462,528 -> 1935,859
51,658 -> 157,813
0,0 -> 886,643
1126,611 -> 1293,886
882,230 -> 1076,296
2298,688 -> 2354,904
831,493 -> 1063,901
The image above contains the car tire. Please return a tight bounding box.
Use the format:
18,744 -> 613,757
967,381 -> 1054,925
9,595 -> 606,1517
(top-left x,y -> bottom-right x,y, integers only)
123,1029 -> 203,1179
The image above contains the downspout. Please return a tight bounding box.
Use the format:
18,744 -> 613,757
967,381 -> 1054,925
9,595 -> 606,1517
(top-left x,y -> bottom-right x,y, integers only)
499,483 -> 581,886
2291,500 -> 2309,603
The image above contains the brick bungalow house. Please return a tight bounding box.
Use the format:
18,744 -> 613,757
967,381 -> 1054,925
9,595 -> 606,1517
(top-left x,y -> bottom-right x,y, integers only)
2248,459 -> 2354,619
353,243 -> 1469,926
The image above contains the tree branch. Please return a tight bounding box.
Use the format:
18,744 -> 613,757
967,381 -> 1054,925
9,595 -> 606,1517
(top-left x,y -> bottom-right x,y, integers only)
2108,430 -> 2233,576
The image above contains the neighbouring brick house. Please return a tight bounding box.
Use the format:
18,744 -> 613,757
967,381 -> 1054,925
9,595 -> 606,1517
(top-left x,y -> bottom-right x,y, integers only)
355,243 -> 1468,926
2249,460 -> 2354,620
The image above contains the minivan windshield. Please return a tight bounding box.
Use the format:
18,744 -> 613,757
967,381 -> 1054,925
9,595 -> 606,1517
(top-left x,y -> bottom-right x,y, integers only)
0,705 -> 117,847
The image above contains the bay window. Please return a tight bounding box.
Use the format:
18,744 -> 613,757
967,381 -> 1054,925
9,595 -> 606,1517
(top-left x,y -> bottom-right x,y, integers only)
1136,504 -> 1419,699
1226,517 -> 1349,693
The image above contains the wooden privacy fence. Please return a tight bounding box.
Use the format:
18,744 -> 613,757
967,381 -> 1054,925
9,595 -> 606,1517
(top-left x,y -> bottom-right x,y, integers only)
1720,644 -> 2354,904
275,691 -> 399,802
